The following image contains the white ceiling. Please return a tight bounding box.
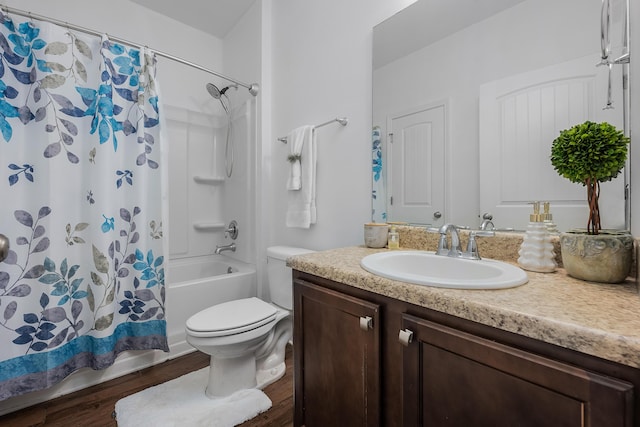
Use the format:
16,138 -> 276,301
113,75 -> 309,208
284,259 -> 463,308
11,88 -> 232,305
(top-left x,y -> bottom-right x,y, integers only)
373,0 -> 526,69
130,0 -> 256,39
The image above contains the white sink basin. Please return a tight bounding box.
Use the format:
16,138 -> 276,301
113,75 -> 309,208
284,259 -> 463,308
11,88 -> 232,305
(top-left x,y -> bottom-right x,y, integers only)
360,251 -> 528,289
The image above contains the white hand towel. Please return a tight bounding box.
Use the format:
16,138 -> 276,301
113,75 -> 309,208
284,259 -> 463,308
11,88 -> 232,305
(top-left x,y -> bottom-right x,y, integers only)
286,126 -> 313,190
286,126 -> 317,228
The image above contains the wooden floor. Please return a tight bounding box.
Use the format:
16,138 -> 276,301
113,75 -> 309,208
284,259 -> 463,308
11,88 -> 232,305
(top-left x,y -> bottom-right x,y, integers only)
0,346 -> 294,427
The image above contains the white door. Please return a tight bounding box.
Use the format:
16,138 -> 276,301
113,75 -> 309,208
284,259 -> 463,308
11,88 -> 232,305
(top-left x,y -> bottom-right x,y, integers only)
479,53 -> 625,232
387,103 -> 446,226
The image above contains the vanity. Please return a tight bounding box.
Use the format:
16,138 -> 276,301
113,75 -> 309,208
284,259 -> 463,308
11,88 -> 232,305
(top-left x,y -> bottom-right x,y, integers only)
289,231 -> 640,426
347,0 -> 639,422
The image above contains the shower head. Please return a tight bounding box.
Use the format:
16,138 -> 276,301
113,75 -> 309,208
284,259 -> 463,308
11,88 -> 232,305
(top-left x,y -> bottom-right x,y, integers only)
206,83 -> 223,99
206,83 -> 238,99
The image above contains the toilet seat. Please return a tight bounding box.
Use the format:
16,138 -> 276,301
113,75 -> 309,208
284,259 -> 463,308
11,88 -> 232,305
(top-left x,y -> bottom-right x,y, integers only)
186,297 -> 277,338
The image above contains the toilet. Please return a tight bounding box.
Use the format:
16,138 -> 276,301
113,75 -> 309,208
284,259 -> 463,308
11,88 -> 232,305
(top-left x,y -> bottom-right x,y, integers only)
185,246 -> 314,398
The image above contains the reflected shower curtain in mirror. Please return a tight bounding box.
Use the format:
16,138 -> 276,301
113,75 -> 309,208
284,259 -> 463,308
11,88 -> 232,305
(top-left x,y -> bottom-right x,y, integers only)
372,126 -> 386,222
0,13 -> 167,400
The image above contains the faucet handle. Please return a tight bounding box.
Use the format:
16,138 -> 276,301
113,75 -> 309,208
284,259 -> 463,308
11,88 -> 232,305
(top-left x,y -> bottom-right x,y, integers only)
464,230 -> 495,260
225,220 -> 238,240
426,227 -> 450,255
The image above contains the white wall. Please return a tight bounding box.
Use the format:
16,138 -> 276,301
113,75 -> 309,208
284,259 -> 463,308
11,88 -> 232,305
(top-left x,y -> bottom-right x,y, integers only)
267,0 -> 417,252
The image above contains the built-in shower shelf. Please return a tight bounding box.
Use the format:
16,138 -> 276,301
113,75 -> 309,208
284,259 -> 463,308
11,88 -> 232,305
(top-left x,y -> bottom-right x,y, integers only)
193,222 -> 226,232
193,175 -> 225,185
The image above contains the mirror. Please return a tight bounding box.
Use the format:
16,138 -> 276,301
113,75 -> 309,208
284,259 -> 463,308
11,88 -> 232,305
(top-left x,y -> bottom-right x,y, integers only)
372,0 -> 629,231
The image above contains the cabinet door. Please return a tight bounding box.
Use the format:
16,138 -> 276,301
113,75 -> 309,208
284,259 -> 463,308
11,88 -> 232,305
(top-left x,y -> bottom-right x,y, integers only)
294,279 -> 380,427
401,313 -> 634,427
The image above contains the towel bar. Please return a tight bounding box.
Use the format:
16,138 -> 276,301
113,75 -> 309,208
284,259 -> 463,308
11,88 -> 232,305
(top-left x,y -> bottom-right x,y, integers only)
278,117 -> 348,143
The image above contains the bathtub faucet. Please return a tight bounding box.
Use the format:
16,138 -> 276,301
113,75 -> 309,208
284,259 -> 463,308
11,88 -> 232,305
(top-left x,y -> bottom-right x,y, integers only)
215,242 -> 236,254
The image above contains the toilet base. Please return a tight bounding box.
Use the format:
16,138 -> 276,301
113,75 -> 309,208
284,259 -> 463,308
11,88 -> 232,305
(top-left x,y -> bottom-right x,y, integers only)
256,361 -> 286,390
206,353 -> 257,399
204,358 -> 286,399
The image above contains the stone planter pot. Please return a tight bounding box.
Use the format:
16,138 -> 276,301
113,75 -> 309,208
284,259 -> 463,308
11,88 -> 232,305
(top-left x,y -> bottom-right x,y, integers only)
559,230 -> 634,283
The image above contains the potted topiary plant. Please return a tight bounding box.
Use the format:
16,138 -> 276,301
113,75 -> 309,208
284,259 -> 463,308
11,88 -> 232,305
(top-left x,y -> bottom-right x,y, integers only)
550,120 -> 633,283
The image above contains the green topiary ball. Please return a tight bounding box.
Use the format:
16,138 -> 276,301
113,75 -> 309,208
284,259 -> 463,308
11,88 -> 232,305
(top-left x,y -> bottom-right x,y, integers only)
550,121 -> 629,185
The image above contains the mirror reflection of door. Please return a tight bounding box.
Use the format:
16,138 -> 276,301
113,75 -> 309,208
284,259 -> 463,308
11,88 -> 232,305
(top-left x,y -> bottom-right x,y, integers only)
387,103 -> 446,226
479,54 -> 625,232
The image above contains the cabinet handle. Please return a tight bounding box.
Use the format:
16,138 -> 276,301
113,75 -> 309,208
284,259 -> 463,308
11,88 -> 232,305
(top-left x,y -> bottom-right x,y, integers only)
359,316 -> 373,331
398,329 -> 414,346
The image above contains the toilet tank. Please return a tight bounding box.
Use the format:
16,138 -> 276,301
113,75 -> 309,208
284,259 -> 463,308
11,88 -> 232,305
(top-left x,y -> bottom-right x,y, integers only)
267,246 -> 315,310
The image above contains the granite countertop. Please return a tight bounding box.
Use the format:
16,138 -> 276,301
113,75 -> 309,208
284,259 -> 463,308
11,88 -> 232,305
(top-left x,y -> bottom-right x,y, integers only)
288,245 -> 640,369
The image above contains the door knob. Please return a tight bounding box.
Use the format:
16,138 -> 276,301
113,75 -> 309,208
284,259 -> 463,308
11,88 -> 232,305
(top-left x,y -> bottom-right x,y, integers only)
433,211 -> 442,219
0,234 -> 9,263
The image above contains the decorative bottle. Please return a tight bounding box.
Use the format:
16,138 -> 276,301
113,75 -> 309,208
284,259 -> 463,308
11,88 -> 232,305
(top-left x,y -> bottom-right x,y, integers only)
517,202 -> 556,273
388,226 -> 400,249
541,201 -> 558,234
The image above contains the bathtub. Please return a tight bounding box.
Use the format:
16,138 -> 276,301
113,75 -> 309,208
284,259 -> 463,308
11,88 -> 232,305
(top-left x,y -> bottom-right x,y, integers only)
0,255 -> 257,414
165,255 -> 257,356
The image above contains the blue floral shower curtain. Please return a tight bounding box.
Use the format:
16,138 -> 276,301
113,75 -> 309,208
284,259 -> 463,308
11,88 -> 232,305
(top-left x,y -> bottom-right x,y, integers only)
372,126 -> 386,223
0,13 -> 167,400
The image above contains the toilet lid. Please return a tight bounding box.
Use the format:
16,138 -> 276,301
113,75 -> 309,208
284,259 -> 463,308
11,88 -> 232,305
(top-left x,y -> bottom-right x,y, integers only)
186,297 -> 278,336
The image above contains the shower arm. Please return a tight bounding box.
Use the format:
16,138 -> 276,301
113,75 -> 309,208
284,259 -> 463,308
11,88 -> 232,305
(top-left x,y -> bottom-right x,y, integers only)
156,49 -> 259,96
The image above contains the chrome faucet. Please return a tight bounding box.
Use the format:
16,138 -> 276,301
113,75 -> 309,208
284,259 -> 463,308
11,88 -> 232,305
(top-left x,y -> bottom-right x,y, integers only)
215,242 -> 236,254
479,213 -> 495,231
429,223 -> 463,257
428,223 -> 494,260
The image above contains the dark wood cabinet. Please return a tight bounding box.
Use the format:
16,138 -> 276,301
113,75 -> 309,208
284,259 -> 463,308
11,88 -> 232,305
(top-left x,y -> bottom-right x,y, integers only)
293,278 -> 381,427
293,270 -> 640,427
402,313 -> 634,426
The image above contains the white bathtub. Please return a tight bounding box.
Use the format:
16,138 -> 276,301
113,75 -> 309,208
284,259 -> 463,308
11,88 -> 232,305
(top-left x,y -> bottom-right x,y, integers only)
0,255 -> 257,415
165,255 -> 257,356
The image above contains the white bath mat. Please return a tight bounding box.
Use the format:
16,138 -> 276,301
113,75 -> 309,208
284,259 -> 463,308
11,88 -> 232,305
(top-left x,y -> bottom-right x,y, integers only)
114,367 -> 272,427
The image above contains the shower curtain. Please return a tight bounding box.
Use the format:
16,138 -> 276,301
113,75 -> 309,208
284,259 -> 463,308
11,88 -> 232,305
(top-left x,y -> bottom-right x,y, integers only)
0,13 -> 167,400
372,126 -> 386,222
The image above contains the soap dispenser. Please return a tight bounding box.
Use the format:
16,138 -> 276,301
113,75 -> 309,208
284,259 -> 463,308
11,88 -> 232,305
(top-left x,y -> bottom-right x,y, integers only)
517,201 -> 556,273
541,201 -> 558,234
388,226 -> 400,249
